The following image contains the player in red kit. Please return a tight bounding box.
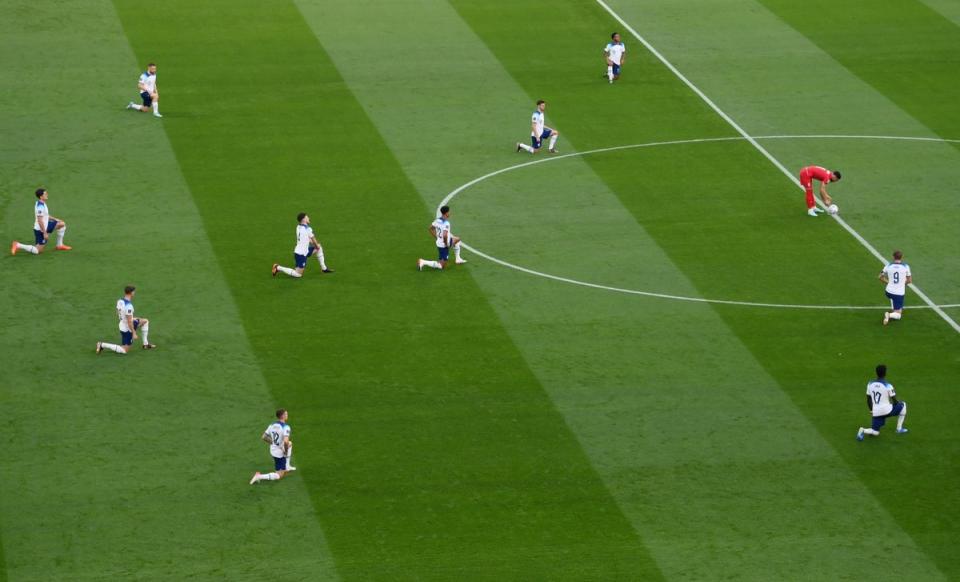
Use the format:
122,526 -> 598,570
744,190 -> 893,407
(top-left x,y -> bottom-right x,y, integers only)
799,166 -> 841,217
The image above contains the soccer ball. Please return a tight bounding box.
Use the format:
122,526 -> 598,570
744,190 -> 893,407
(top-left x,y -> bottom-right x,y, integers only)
827,204 -> 839,215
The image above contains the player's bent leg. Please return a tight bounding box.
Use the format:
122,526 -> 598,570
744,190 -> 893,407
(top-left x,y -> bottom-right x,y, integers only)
55,222 -> 71,250
140,320 -> 156,349
896,402 -> 908,432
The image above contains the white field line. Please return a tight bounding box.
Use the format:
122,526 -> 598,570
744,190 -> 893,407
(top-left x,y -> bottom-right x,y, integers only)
464,243 -> 960,310
440,136 -> 959,311
593,0 -> 960,333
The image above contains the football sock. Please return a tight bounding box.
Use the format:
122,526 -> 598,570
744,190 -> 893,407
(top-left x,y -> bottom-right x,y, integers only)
454,242 -> 462,261
862,428 -> 879,436
897,403 -> 907,430
423,260 -> 442,270
315,247 -> 328,270
16,243 -> 39,254
264,472 -> 280,481
141,322 -> 150,345
102,342 -> 125,354
888,312 -> 902,320
549,135 -> 558,149
152,101 -> 159,114
519,143 -> 534,153
607,66 -> 614,81
56,226 -> 66,245
278,266 -> 301,278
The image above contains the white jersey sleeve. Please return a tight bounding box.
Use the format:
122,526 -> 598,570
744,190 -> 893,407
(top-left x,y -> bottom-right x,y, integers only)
432,218 -> 450,248
294,224 -> 313,255
265,422 -> 291,458
34,201 -> 48,231
116,298 -> 134,332
139,72 -> 156,93
531,111 -> 545,137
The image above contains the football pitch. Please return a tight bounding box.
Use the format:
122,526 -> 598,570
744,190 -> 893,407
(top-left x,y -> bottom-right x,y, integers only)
2,0 -> 959,579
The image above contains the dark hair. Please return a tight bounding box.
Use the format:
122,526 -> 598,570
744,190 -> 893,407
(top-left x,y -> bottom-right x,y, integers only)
35,188 -> 46,198
611,32 -> 619,39
276,408 -> 287,419
439,205 -> 450,215
297,212 -> 307,223
536,99 -> 545,106
124,285 -> 136,295
832,170 -> 842,181
876,364 -> 887,379
893,250 -> 903,261
147,62 -> 156,68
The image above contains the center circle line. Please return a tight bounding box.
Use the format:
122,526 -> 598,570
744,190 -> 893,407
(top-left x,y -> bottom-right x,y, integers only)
440,135 -> 960,311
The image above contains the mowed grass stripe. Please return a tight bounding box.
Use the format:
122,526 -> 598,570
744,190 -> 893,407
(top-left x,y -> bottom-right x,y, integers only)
0,1 -> 338,579
599,0 -> 960,574
759,0 -> 960,147
597,0 -> 960,303
299,0 -> 942,578
447,0 -> 952,578
114,0 -> 661,577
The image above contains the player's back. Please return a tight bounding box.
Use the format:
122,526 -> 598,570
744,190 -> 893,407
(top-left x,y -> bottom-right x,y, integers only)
803,165 -> 831,181
867,380 -> 894,415
264,421 -> 289,457
883,262 -> 910,294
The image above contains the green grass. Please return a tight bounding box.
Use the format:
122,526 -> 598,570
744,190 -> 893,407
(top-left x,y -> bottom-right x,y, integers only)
2,0 -> 959,579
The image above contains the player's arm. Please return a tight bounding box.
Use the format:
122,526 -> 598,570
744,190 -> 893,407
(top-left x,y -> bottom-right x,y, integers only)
261,432 -> 272,444
282,435 -> 292,455
531,120 -> 539,139
429,225 -> 437,239
889,388 -> 899,406
127,314 -> 137,339
310,235 -> 322,248
818,182 -> 833,205
865,395 -> 873,411
138,78 -> 148,92
906,274 -> 913,285
604,48 -> 613,65
36,211 -> 48,239
878,269 -> 888,283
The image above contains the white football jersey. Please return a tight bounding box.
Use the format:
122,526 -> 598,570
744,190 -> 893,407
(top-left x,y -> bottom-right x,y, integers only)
34,200 -> 48,231
264,421 -> 291,458
866,380 -> 896,417
604,42 -> 626,65
882,262 -> 911,295
531,111 -> 545,137
116,298 -> 135,332
432,217 -> 451,248
139,71 -> 156,93
294,224 -> 313,255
